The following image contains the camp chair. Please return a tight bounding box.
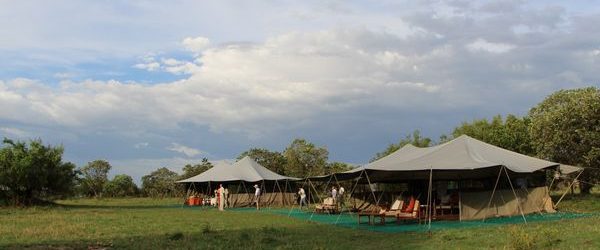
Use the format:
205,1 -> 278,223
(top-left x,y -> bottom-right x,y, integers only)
396,198 -> 420,223
381,199 -> 404,217
315,197 -> 339,214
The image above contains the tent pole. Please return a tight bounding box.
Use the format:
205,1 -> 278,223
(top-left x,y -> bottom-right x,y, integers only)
458,181 -> 462,221
241,181 -> 250,207
308,179 -> 324,220
554,169 -> 584,209
483,166 -> 504,222
540,169 -> 558,212
182,183 -> 191,208
427,167 -> 433,230
347,170 -> 364,213
504,167 -> 527,224
364,170 -> 379,209
233,181 -> 242,208
275,180 -> 284,207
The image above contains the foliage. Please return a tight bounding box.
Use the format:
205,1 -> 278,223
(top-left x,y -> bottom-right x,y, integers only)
238,148 -> 287,175
79,160 -> 112,197
283,138 -> 328,177
141,167 -> 181,197
102,174 -> 138,197
0,138 -> 76,206
371,130 -> 431,162
325,162 -> 353,175
452,114 -> 535,155
529,87 -> 600,193
179,158 -> 213,180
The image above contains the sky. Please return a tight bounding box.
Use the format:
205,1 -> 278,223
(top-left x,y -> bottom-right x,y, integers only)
1,0 -> 599,182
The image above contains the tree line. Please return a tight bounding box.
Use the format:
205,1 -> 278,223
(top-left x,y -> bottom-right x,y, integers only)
1,87 -> 598,206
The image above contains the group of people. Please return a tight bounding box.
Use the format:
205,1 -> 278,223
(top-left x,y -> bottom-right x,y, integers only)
296,185 -> 345,209
208,183 -> 350,211
213,184 -> 262,211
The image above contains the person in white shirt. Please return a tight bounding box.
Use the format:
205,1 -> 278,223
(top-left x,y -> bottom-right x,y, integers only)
331,186 -> 337,203
223,187 -> 229,208
253,184 -> 261,210
338,186 -> 345,207
217,184 -> 225,211
298,187 -> 307,209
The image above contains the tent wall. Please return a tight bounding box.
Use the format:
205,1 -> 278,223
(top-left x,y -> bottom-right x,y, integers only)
228,192 -> 296,207
460,186 -> 555,220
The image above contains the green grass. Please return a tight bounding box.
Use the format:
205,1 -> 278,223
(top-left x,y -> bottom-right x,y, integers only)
1,195 -> 599,249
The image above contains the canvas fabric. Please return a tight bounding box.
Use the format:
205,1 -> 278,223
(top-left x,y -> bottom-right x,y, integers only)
460,186 -> 555,220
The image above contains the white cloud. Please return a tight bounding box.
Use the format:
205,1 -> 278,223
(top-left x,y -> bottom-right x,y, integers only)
134,61 -> 160,71
466,38 -> 516,54
166,143 -> 202,157
134,142 -> 149,149
182,36 -> 210,53
0,127 -> 29,137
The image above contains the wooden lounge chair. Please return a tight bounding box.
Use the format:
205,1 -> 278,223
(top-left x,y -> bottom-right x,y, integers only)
381,199 -> 404,217
315,197 -> 339,214
396,198 -> 420,223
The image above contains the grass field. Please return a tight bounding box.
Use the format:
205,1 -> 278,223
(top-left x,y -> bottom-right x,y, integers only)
1,195 -> 599,249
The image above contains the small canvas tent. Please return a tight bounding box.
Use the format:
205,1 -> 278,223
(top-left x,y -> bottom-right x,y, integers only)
177,156 -> 299,207
319,135 -> 581,221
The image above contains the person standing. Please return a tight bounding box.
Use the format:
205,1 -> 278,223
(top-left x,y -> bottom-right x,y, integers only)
331,186 -> 337,203
253,184 -> 261,210
218,184 -> 225,211
223,186 -> 229,208
338,186 -> 345,207
298,187 -> 307,209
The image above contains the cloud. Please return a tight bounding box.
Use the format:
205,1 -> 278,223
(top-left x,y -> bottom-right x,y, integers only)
466,38 -> 516,53
166,143 -> 203,157
134,142 -> 149,149
0,127 -> 29,137
182,36 -> 210,53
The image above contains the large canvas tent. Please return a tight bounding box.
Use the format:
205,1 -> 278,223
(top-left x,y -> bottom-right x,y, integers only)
317,135 -> 582,221
177,156 -> 299,207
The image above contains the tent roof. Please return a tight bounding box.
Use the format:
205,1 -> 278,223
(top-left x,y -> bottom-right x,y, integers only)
361,135 -> 576,173
177,156 -> 299,183
319,135 -> 581,181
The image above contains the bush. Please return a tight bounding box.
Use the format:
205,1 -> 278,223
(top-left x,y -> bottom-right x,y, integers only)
0,138 -> 77,206
103,174 -> 138,197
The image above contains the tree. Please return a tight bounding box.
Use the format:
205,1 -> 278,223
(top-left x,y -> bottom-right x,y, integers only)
237,148 -> 287,175
79,160 -> 112,197
103,174 -> 138,197
179,158 -> 214,180
142,167 -> 180,198
452,115 -> 535,155
371,130 -> 432,162
283,139 -> 329,177
325,162 -> 353,175
529,87 -> 600,193
0,138 -> 76,206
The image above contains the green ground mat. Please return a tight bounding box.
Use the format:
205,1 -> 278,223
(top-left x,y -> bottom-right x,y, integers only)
229,207 -> 591,233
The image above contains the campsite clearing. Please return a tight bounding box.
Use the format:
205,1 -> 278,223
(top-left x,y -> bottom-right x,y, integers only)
1,195 -> 599,249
